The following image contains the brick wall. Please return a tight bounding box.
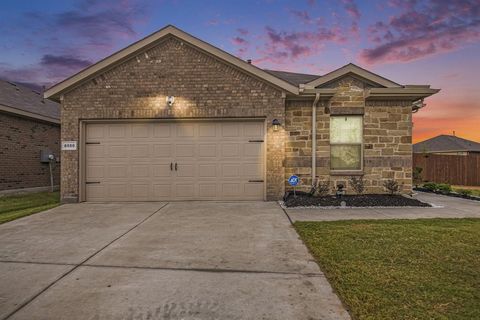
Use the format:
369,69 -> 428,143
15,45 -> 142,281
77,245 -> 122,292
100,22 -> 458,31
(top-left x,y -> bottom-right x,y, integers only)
61,36 -> 285,202
285,76 -> 413,194
0,112 -> 60,191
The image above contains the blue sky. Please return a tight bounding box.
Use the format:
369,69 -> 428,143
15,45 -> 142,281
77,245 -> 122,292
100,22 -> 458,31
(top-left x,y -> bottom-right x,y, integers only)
1,0 -> 479,141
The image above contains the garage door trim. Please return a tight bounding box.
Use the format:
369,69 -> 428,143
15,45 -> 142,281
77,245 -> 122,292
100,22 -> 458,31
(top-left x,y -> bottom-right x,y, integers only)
79,118 -> 267,202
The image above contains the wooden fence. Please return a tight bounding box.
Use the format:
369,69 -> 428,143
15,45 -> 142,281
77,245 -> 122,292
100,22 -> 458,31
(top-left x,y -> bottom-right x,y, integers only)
413,153 -> 480,186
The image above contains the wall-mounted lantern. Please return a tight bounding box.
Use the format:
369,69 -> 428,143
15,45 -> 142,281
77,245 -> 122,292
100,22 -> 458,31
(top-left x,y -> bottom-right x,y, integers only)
166,96 -> 175,107
272,118 -> 281,131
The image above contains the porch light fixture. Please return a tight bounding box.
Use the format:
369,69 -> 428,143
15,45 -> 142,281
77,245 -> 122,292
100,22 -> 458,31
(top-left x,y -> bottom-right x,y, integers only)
272,119 -> 281,131
166,96 -> 175,107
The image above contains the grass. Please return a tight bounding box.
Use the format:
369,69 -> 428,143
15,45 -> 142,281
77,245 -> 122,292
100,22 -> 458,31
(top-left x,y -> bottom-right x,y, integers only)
0,191 -> 60,224
294,219 -> 480,320
452,186 -> 480,197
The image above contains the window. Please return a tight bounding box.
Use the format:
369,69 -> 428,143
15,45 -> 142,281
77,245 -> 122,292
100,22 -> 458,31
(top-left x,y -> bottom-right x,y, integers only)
330,115 -> 362,170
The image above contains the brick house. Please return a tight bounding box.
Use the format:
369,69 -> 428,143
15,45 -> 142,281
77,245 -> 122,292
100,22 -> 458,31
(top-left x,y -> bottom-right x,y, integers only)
44,25 -> 439,203
0,80 -> 60,193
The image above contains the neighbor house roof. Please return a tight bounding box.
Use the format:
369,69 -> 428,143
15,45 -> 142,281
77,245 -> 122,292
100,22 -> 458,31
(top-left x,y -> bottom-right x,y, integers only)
413,135 -> 480,153
0,80 -> 60,124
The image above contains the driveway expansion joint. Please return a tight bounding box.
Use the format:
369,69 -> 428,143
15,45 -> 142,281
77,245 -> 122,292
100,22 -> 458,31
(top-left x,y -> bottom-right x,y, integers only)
80,263 -> 325,277
1,202 -> 169,320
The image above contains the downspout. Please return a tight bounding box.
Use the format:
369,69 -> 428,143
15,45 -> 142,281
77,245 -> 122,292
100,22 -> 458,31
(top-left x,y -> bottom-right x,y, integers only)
311,93 -> 320,185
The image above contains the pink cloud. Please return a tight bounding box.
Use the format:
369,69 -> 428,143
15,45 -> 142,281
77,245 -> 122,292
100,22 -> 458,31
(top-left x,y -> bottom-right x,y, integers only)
361,0 -> 480,64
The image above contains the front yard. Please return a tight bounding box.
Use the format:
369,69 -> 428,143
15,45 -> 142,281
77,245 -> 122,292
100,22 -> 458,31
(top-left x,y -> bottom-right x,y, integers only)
0,191 -> 60,224
295,219 -> 480,320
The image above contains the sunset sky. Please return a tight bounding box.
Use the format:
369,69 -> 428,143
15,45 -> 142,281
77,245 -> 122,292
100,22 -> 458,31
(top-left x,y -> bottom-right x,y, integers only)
1,0 -> 479,143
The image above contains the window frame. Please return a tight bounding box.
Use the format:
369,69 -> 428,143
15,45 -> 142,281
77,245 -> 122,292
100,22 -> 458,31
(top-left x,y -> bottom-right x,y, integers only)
329,115 -> 364,173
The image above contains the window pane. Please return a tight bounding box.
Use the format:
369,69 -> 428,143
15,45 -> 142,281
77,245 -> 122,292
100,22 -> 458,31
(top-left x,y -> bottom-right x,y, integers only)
330,116 -> 362,143
331,145 -> 361,170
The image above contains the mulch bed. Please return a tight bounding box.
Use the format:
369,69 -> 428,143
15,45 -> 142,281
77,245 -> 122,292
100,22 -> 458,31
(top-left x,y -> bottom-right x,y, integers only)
283,193 -> 432,208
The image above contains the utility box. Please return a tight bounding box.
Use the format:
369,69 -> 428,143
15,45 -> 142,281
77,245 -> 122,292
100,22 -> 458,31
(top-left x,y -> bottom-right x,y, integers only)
40,149 -> 54,163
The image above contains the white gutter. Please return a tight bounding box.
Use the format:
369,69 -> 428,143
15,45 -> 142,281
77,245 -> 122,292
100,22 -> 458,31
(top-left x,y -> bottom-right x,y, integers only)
311,93 -> 320,185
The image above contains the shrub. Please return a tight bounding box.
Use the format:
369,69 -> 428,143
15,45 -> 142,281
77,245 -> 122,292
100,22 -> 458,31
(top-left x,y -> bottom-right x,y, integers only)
383,179 -> 400,195
457,188 -> 473,196
309,178 -> 331,196
413,167 -> 423,186
349,176 -> 365,195
423,182 -> 438,191
436,183 -> 452,193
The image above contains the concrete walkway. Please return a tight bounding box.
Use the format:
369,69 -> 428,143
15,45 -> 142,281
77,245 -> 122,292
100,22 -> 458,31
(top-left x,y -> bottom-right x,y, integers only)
0,202 -> 350,320
287,192 -> 480,222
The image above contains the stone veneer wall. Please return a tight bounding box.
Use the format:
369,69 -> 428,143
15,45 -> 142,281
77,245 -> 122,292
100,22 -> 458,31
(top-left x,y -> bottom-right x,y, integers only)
60,36 -> 285,202
285,76 -> 413,194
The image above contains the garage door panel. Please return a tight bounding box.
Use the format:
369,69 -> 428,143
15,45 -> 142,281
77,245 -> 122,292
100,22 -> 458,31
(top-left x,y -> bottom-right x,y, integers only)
176,144 -> 195,157
198,123 -> 216,137
153,184 -> 172,199
153,164 -> 171,177
131,124 -> 150,138
221,144 -> 240,157
86,184 -> 105,201
86,125 -> 105,139
198,164 -> 217,177
175,184 -> 195,198
131,145 -> 150,158
198,184 -> 216,198
108,165 -> 129,178
131,184 -> 150,200
108,184 -> 128,199
85,121 -> 264,201
153,144 -> 172,157
154,124 -> 171,137
109,145 -> 128,158
86,165 -> 104,179
244,122 -> 263,137
86,145 -> 104,159
176,124 -> 195,138
198,144 -> 217,157
108,124 -> 127,138
131,165 -> 149,178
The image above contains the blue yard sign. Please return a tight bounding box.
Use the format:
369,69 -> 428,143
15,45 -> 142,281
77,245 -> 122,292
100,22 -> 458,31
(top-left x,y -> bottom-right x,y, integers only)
288,175 -> 299,186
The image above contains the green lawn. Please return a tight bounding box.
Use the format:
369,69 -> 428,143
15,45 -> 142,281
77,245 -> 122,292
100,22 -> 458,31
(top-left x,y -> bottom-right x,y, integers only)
295,219 -> 480,320
0,191 -> 60,224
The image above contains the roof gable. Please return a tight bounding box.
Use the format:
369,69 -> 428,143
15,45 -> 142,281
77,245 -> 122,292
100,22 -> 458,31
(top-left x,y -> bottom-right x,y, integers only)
45,25 -> 299,101
306,63 -> 401,88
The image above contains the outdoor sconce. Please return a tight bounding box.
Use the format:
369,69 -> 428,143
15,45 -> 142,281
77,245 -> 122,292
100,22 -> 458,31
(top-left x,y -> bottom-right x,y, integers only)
272,119 -> 281,131
166,96 -> 175,107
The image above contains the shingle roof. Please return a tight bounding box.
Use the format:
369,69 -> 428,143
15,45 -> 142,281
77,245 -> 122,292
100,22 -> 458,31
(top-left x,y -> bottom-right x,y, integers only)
263,69 -> 320,86
0,79 -> 60,121
413,135 -> 480,153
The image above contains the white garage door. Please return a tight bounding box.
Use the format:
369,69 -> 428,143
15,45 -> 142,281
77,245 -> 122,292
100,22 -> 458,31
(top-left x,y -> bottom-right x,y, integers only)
84,120 -> 265,201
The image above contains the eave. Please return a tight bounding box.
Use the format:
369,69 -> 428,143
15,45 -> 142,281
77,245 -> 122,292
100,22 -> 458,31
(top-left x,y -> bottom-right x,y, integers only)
365,87 -> 440,100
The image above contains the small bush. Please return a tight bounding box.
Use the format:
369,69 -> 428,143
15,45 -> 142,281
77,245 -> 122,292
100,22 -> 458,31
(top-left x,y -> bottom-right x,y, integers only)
457,189 -> 473,196
383,179 -> 400,195
423,182 -> 438,191
413,167 -> 423,186
436,183 -> 452,193
310,178 -> 330,196
349,176 -> 365,195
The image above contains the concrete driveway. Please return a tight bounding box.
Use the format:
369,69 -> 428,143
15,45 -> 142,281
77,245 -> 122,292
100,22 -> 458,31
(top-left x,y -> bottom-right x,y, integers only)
0,202 -> 350,320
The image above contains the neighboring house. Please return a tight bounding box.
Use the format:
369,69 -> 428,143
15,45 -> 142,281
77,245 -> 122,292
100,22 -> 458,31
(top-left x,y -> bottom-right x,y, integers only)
44,25 -> 439,203
413,135 -> 480,156
0,80 -> 60,193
